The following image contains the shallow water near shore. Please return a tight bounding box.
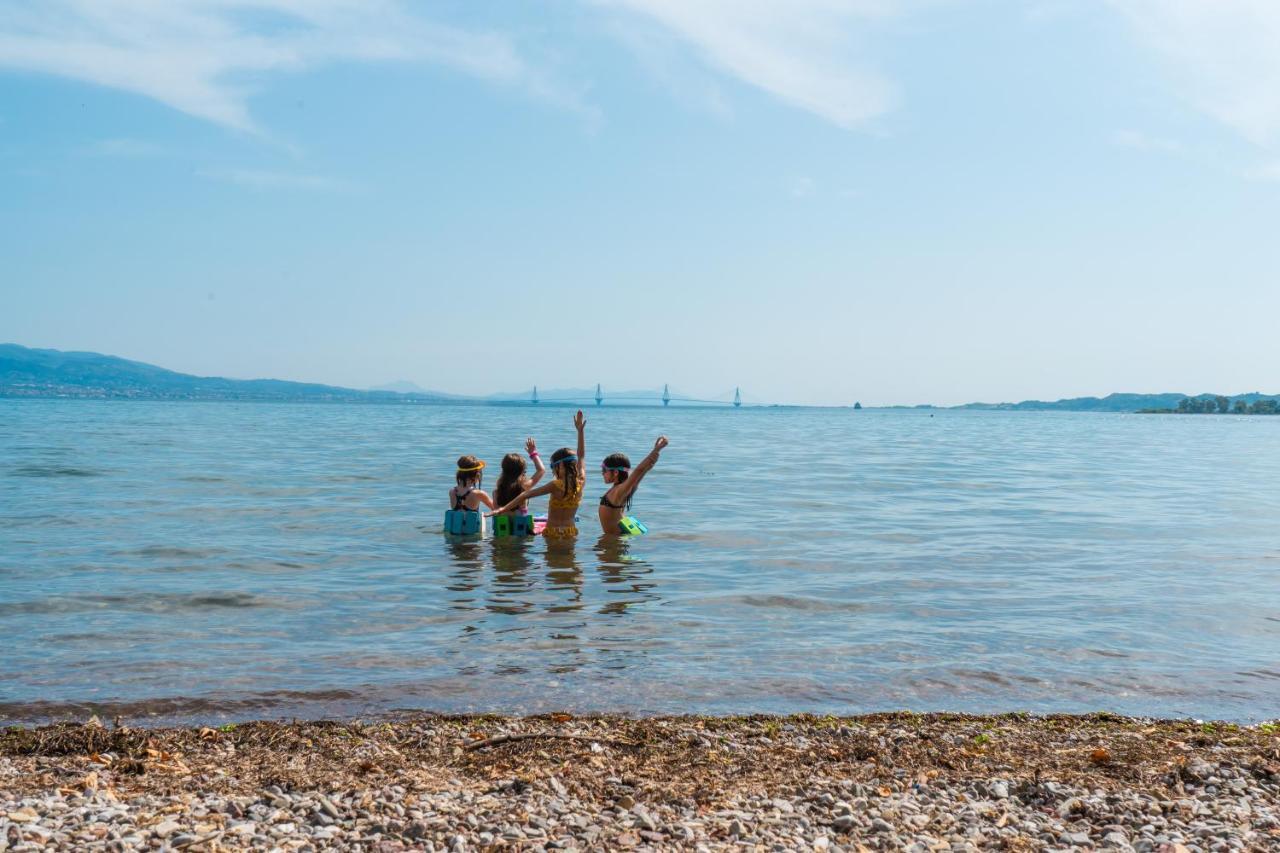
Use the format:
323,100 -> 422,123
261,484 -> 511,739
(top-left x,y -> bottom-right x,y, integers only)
3,399 -> 1279,724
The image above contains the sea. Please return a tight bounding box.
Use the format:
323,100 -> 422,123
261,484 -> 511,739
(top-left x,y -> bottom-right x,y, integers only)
2,400 -> 1279,725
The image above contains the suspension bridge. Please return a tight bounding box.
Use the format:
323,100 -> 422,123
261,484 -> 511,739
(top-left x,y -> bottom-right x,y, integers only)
519,384 -> 744,407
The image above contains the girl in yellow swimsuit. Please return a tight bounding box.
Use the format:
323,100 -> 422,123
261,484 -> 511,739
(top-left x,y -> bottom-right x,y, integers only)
488,410 -> 586,539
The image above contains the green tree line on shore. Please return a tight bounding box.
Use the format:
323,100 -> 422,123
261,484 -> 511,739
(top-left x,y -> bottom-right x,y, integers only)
1140,396 -> 1280,414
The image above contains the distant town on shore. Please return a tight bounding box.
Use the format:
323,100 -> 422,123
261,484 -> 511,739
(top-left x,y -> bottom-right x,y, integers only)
3,343 -> 1278,413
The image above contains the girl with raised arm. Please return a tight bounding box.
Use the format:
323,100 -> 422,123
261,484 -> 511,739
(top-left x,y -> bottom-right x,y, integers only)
488,411 -> 586,540
491,437 -> 546,535
597,436 -> 667,534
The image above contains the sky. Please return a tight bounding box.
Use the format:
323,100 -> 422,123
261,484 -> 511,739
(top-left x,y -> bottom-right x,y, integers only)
3,0 -> 1280,407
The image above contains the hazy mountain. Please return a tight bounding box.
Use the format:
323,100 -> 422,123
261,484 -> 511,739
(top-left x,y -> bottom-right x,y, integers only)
11,343 -> 1270,411
952,392 -> 1279,412
0,344 -> 422,402
370,380 -> 432,394
0,345 -> 710,406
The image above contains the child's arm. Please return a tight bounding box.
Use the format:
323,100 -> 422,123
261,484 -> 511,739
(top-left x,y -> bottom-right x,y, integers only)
574,410 -> 586,475
487,481 -> 556,516
474,490 -> 495,511
616,435 -> 668,500
526,437 -> 545,486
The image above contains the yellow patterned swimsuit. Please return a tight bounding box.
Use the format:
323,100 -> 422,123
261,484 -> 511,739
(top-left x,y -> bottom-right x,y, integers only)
543,480 -> 583,539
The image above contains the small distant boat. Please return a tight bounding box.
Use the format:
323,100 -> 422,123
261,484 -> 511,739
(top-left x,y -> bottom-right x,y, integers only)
595,383 -> 603,406
733,387 -> 741,408
662,384 -> 671,407
532,386 -> 539,404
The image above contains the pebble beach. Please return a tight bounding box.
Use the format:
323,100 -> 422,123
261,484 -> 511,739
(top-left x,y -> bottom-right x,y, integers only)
2,713 -> 1278,851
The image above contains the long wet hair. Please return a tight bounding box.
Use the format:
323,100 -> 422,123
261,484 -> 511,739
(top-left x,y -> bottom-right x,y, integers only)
493,453 -> 529,508
602,452 -> 633,509
455,455 -> 483,489
602,452 -> 631,484
549,446 -> 582,498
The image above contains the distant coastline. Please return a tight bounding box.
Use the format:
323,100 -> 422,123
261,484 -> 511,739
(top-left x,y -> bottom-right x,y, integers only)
0,344 -> 731,408
4,343 -> 1279,412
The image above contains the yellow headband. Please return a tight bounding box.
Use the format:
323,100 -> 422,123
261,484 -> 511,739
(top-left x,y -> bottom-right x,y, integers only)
456,461 -> 486,473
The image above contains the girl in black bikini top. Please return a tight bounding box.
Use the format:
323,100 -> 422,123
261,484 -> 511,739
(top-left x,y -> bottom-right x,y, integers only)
596,435 -> 668,532
450,455 -> 494,513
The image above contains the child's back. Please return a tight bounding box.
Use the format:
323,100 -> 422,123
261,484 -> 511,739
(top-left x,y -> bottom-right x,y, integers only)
445,455 -> 493,534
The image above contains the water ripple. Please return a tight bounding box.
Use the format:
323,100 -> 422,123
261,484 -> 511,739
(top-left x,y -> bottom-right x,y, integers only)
2,401 -> 1279,724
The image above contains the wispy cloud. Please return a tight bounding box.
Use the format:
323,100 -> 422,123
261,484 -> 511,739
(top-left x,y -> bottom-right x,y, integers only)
1111,129 -> 1184,154
85,137 -> 168,158
603,18 -> 733,120
597,0 -> 901,129
1249,161 -> 1280,182
197,167 -> 356,192
0,0 -> 557,133
1111,1 -> 1280,146
787,175 -> 816,198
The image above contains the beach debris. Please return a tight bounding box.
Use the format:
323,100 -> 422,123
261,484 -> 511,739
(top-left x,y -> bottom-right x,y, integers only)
0,712 -> 1276,850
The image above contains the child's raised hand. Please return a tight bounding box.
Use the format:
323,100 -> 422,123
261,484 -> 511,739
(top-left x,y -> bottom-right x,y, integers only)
525,436 -> 537,455
574,410 -> 586,431
653,435 -> 669,453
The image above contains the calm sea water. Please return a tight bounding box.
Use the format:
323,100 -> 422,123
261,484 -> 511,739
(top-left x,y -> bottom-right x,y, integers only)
2,400 -> 1279,724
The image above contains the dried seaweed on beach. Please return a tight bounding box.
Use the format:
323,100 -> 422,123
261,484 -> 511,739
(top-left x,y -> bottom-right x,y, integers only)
3,713 -> 1278,850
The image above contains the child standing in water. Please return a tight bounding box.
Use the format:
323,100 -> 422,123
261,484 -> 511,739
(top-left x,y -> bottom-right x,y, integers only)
492,437 -> 546,521
597,436 -> 668,534
489,411 -> 586,540
446,455 -> 494,534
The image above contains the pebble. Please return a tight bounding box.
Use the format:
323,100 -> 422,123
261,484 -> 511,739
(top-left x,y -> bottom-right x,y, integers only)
2,718 -> 1277,852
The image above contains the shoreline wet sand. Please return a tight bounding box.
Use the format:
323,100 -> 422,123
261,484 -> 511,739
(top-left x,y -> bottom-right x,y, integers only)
3,713 -> 1279,851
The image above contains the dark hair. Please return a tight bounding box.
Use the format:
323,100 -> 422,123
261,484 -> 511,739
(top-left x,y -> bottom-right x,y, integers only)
494,453 -> 529,508
602,452 -> 631,483
455,454 -> 483,488
550,446 -> 582,498
602,452 -> 633,510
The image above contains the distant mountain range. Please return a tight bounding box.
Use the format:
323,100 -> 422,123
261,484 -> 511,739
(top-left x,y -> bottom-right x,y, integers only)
948,391 -> 1280,412
0,345 -> 703,405
4,344 -> 1275,410
0,344 -> 441,403
368,380 -> 435,395
952,389 -> 1269,409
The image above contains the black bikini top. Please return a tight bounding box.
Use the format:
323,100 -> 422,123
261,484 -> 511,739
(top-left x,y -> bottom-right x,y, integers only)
599,490 -> 629,510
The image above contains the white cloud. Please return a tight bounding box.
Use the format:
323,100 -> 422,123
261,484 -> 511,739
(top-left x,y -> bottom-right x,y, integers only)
1112,0 -> 1280,145
787,175 -> 815,198
598,0 -> 901,129
86,137 -> 168,157
1250,161 -> 1280,182
1111,129 -> 1183,153
197,167 -> 355,191
0,0 -> 547,132
603,18 -> 733,120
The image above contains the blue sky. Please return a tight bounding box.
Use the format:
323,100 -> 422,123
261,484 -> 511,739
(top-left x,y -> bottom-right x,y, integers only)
3,0 -> 1279,406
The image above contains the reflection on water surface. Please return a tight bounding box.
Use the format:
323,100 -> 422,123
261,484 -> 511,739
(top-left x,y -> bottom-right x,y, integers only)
3,400 -> 1280,724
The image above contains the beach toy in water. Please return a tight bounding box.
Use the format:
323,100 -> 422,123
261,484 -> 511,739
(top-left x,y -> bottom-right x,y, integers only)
533,515 -> 548,535
444,508 -> 482,535
493,514 -> 536,537
618,516 -> 648,536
